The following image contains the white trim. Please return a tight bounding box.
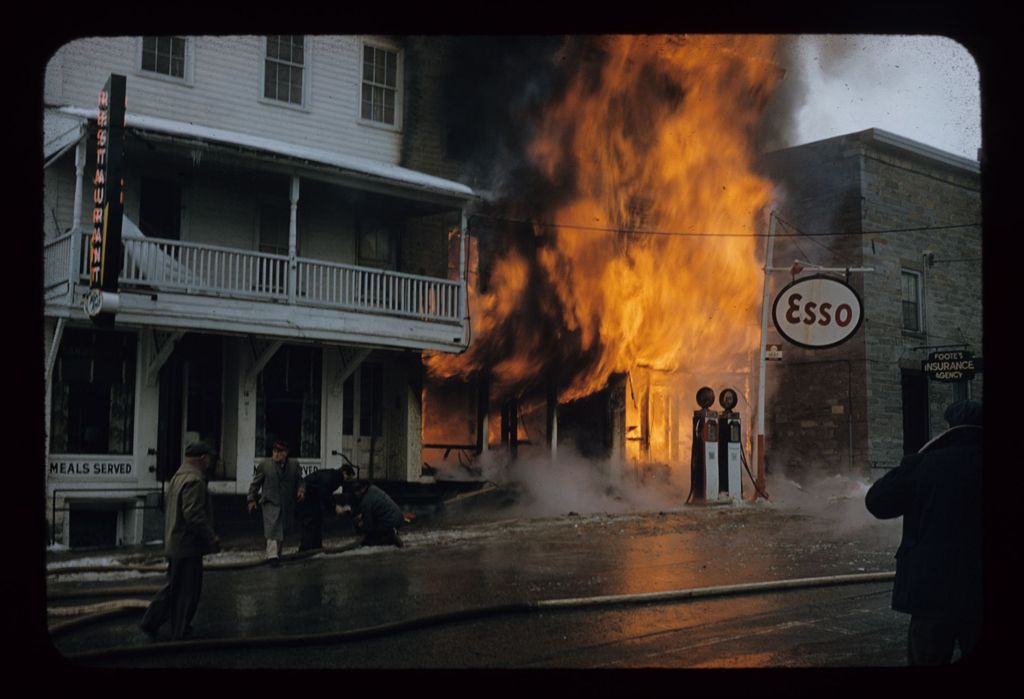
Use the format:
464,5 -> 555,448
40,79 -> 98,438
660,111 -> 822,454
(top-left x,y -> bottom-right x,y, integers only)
865,128 -> 980,175
357,37 -> 403,132
901,268 -> 924,333
258,35 -> 313,112
135,36 -> 195,86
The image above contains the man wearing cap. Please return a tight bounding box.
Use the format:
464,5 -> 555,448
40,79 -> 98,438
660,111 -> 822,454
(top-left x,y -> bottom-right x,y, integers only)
247,440 -> 304,567
140,441 -> 221,640
866,399 -> 983,665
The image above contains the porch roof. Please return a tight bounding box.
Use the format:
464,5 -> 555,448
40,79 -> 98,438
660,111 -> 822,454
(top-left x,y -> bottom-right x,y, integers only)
51,106 -> 477,202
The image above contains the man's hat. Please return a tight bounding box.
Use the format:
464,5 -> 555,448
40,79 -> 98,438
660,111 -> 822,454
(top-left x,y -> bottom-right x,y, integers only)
272,440 -> 289,451
945,400 -> 982,427
185,441 -> 215,458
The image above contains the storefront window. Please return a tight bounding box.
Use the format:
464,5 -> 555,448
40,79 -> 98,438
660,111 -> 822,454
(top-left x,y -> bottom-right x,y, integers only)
50,328 -> 136,455
255,345 -> 322,458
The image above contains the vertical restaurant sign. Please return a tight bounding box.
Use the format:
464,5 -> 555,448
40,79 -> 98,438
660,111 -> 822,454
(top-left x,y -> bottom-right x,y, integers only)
86,74 -> 126,323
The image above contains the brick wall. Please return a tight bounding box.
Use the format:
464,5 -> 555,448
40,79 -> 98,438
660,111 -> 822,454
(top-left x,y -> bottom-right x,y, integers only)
399,37 -> 462,182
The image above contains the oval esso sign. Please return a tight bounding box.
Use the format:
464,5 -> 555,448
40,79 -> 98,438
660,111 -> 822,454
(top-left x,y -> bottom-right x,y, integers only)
772,275 -> 863,349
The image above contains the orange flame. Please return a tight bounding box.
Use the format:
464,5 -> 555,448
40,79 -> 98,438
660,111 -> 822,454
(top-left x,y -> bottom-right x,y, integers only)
430,35 -> 780,407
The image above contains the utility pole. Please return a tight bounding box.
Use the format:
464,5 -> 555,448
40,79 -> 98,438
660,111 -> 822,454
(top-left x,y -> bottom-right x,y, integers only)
754,212 -> 776,499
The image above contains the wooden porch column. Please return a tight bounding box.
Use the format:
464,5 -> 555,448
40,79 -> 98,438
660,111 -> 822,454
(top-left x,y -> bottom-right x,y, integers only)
72,136 -> 87,232
288,175 -> 300,304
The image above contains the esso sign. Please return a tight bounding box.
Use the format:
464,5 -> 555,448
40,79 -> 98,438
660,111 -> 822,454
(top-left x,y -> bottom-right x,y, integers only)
772,275 -> 863,349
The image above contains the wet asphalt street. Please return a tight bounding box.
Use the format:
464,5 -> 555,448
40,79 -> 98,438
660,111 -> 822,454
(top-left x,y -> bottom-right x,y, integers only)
45,491 -> 918,671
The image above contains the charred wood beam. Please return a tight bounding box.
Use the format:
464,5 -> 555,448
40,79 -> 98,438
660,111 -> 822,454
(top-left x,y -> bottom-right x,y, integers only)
476,371 -> 490,454
546,380 -> 558,458
501,399 -> 518,459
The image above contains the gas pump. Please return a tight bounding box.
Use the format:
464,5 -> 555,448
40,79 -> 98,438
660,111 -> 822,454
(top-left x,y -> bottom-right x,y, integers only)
689,387 -> 719,503
717,388 -> 742,501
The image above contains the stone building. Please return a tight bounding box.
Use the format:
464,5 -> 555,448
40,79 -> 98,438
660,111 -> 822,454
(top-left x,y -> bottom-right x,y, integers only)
758,128 -> 982,482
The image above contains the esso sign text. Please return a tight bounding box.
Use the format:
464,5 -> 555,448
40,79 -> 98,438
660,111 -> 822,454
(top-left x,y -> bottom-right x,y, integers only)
772,275 -> 864,349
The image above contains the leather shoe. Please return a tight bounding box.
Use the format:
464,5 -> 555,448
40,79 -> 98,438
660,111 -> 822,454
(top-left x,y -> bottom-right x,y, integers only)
268,557 -> 281,568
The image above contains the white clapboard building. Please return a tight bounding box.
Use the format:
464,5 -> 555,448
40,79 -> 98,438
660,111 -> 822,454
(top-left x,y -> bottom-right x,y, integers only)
43,36 -> 475,547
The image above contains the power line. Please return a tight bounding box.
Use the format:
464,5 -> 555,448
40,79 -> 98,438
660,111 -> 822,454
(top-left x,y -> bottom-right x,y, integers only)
774,216 -> 861,269
468,213 -> 979,239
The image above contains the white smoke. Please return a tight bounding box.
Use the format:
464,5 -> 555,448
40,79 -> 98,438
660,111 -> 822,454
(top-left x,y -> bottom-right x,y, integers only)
762,465 -> 879,534
473,443 -> 686,519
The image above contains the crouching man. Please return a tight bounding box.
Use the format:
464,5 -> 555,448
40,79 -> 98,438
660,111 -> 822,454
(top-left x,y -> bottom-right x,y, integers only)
349,481 -> 405,548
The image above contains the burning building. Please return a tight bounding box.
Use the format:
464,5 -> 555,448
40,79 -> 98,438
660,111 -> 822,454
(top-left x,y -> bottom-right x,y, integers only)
419,36 -> 982,500
421,35 -> 782,498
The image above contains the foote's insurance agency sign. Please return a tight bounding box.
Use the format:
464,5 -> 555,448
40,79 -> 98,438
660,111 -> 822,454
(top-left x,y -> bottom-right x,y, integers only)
772,275 -> 864,349
923,350 -> 977,382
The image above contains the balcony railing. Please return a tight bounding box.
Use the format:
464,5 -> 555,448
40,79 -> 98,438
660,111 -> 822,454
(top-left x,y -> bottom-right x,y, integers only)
48,226 -> 463,325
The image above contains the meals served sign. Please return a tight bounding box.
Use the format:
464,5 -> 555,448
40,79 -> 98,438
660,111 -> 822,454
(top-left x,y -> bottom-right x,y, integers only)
49,457 -> 135,480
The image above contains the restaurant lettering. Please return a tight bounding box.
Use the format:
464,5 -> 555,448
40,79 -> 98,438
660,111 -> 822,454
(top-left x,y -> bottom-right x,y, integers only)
87,74 -> 126,326
49,460 -> 134,477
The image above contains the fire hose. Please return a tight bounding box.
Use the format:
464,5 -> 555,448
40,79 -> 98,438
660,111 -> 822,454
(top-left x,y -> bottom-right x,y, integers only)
54,570 -> 894,662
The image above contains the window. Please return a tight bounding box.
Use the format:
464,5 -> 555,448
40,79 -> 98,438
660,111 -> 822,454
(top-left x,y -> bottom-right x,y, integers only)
361,43 -> 400,126
901,269 -> 922,332
255,345 -> 322,459
264,35 -> 306,106
183,335 -> 223,477
259,205 -> 291,256
50,329 -> 136,455
342,363 -> 383,438
139,178 -> 181,241
141,36 -> 188,79
357,213 -> 397,268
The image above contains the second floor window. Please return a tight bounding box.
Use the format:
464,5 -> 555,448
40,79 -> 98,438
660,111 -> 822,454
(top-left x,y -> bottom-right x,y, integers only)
901,269 -> 922,332
141,36 -> 187,79
361,44 -> 399,126
264,35 -> 306,106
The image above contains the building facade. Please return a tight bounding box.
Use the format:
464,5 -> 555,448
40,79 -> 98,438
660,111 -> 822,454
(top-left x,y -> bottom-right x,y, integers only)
43,35 -> 475,547
758,129 -> 982,482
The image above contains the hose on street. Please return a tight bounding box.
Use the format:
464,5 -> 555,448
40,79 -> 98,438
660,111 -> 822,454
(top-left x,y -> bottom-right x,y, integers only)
56,570 -> 895,662
47,541 -> 363,579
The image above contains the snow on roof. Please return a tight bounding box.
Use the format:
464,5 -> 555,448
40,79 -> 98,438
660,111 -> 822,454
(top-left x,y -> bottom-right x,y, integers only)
55,106 -> 476,200
43,110 -> 87,162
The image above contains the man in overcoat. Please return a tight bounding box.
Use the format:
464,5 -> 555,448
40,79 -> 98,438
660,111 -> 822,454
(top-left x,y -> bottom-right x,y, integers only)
248,440 -> 304,566
140,441 -> 221,640
865,399 -> 983,665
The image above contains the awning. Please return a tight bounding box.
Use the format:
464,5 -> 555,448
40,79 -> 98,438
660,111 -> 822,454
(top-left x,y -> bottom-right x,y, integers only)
43,110 -> 87,167
53,106 -> 477,202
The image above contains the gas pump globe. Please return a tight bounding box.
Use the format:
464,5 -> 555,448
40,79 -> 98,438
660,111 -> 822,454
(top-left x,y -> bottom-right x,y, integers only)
689,387 -> 719,503
717,388 -> 743,501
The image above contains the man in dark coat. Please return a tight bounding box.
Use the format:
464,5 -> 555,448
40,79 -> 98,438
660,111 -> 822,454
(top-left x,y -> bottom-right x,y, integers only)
865,399 -> 983,665
349,481 -> 405,548
140,441 -> 221,640
247,440 -> 304,567
297,464 -> 356,551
